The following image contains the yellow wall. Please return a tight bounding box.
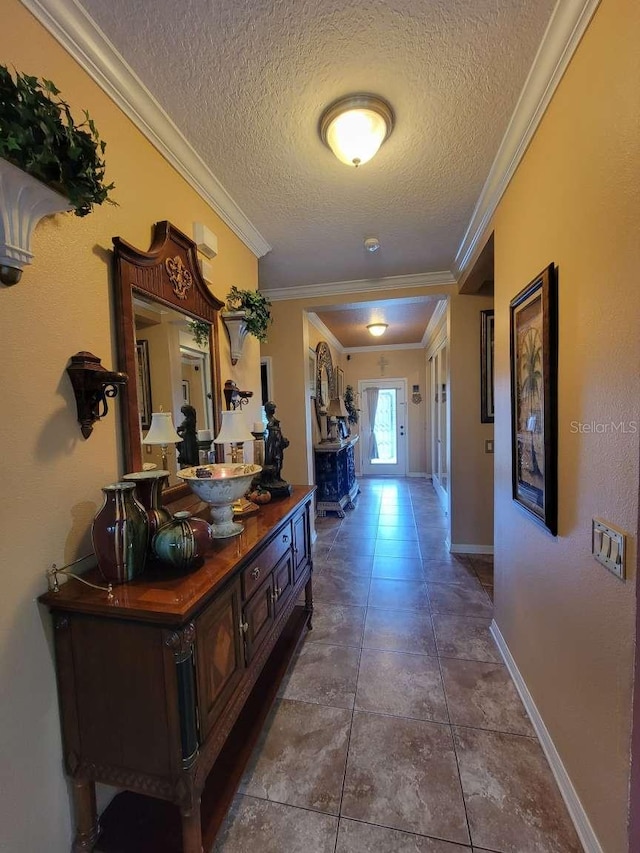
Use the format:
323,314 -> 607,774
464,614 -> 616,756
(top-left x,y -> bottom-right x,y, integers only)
449,293 -> 495,548
491,0 -> 639,848
0,2 -> 259,849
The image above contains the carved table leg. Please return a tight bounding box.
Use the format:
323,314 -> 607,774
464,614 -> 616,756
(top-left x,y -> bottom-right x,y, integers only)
305,574 -> 314,630
71,778 -> 99,852
180,797 -> 203,853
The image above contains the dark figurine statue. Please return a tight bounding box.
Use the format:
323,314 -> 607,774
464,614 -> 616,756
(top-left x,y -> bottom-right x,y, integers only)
176,404 -> 199,467
258,401 -> 292,498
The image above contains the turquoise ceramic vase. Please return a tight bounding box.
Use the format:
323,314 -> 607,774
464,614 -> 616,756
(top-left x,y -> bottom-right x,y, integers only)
91,482 -> 149,584
152,511 -> 212,571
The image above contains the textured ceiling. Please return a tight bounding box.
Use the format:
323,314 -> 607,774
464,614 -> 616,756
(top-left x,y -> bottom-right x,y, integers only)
77,0 -> 556,295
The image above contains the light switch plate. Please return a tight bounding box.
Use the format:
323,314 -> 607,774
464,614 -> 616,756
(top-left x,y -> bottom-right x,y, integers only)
592,518 -> 626,579
485,440 -> 494,454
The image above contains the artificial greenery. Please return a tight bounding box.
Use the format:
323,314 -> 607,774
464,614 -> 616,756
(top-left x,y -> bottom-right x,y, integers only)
225,286 -> 272,343
0,65 -> 115,216
187,319 -> 210,348
344,384 -> 359,425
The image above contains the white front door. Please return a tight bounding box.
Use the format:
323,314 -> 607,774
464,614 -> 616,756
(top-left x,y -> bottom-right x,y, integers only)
359,379 -> 407,477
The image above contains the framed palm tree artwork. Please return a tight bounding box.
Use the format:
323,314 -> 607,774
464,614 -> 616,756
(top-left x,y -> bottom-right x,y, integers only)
510,264 -> 558,535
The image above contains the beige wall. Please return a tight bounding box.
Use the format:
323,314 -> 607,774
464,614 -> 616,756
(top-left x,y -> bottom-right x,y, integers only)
342,348 -> 428,476
449,293 -> 495,548
0,3 -> 259,850
491,0 -> 639,849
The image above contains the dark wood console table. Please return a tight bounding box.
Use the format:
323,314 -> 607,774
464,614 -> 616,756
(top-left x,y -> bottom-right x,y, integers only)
39,487 -> 315,853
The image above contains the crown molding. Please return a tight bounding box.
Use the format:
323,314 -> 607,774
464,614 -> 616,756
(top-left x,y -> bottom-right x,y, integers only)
453,0 -> 601,276
20,0 -> 271,259
421,298 -> 448,347
265,270 -> 457,302
344,342 -> 424,353
306,312 -> 344,354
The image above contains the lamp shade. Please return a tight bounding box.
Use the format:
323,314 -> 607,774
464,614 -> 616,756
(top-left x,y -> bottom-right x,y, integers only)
214,410 -> 254,445
320,94 -> 394,168
143,411 -> 181,445
327,397 -> 349,418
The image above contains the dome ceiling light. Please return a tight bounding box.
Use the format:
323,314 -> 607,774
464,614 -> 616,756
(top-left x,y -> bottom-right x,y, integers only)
364,237 -> 380,253
367,323 -> 389,337
319,94 -> 395,168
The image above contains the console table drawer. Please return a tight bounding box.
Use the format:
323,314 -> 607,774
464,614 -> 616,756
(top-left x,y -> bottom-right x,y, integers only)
242,523 -> 292,599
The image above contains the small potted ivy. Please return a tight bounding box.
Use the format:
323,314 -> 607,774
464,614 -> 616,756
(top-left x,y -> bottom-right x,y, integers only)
222,285 -> 272,364
344,385 -> 359,425
0,65 -> 115,285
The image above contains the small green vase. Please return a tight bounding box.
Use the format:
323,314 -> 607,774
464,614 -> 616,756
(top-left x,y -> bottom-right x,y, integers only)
152,512 -> 212,571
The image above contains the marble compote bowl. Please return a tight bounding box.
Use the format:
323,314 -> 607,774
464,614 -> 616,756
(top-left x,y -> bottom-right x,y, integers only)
177,463 -> 262,538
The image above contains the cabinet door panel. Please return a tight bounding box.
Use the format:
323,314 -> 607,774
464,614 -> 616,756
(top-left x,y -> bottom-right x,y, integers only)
292,510 -> 309,583
195,580 -> 245,740
243,575 -> 275,662
273,551 -> 294,617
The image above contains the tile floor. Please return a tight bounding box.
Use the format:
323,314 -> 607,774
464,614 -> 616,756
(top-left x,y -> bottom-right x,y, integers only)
214,479 -> 583,853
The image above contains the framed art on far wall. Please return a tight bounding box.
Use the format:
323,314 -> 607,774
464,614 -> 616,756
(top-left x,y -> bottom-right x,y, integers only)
510,263 -> 558,535
480,309 -> 494,423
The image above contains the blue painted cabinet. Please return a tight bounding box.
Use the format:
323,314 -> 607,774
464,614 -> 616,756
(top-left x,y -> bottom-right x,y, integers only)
314,436 -> 360,517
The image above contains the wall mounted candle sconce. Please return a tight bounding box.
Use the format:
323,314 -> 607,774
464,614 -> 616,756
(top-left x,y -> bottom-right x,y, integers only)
66,352 -> 128,439
223,379 -> 253,411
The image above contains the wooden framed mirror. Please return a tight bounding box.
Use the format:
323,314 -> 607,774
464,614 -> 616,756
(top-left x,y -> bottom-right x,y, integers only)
315,341 -> 335,428
113,221 -> 224,502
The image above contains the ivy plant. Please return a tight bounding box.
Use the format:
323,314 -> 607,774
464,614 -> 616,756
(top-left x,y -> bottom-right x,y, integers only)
187,319 -> 210,348
344,384 -> 359,425
225,286 -> 272,343
0,65 -> 115,216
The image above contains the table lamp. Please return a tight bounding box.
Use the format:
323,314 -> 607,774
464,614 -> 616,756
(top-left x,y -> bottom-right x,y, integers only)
214,410 -> 254,463
326,397 -> 349,442
142,410 -> 181,471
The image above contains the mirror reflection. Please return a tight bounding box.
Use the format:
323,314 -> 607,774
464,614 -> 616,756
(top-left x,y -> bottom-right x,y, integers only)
134,296 -> 213,486
315,341 -> 335,431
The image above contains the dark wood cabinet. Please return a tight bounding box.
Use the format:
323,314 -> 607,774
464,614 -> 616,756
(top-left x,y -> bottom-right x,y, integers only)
40,488 -> 315,853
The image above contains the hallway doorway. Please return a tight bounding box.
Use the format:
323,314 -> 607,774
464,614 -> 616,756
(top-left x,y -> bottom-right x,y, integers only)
430,341 -> 448,509
359,379 -> 407,477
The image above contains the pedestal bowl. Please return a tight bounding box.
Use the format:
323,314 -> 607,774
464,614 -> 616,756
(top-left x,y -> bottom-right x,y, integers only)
177,463 -> 262,538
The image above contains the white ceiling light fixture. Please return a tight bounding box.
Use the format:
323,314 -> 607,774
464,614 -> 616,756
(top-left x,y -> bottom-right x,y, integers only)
364,237 -> 381,253
319,94 -> 395,168
367,323 -> 389,337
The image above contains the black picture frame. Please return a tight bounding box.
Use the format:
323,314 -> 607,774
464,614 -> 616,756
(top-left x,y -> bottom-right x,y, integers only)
480,309 -> 494,423
135,339 -> 153,430
510,264 -> 557,535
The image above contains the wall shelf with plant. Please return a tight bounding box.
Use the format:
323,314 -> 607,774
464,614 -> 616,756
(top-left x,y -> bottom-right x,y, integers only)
0,65 -> 115,285
221,286 -> 272,364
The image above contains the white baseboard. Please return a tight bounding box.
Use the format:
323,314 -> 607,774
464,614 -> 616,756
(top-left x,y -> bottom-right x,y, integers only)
449,543 -> 494,555
490,621 -> 603,853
